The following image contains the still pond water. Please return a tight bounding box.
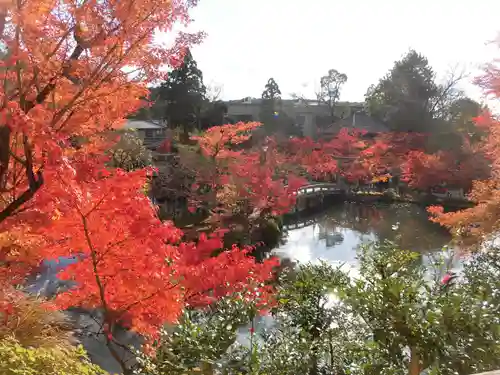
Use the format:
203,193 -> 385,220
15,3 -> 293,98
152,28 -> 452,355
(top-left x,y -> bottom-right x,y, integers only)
276,201 -> 456,267
237,201 -> 462,343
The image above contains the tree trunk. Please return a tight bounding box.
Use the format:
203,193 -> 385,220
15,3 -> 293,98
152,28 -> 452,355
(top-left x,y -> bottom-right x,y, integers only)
0,125 -> 11,190
409,346 -> 421,375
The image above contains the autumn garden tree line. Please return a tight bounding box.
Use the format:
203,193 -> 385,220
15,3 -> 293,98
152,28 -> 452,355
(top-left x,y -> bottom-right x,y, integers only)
128,45 -> 489,200
124,48 -> 492,256
1,0 -> 500,374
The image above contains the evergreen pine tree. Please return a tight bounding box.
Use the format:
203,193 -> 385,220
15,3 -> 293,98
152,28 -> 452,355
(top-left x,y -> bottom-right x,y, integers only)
365,50 -> 439,133
260,78 -> 285,135
159,50 -> 206,141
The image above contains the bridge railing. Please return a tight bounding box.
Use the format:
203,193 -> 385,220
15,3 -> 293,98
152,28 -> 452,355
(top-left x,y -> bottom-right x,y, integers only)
292,183 -> 341,197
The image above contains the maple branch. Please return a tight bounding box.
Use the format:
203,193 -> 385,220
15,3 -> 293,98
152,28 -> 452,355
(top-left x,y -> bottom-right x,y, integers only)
8,28 -> 74,104
80,213 -> 108,310
72,310 -> 132,374
79,207 -> 134,373
21,24 -> 108,114
106,328 -> 133,375
96,237 -> 132,263
107,337 -> 139,366
0,16 -> 87,221
78,206 -> 136,372
0,132 -> 45,222
0,126 -> 10,191
9,150 -> 26,166
23,135 -> 38,191
50,44 -> 120,127
52,19 -> 156,129
84,192 -> 108,218
0,9 -> 6,40
0,169 -> 43,223
119,284 -> 178,315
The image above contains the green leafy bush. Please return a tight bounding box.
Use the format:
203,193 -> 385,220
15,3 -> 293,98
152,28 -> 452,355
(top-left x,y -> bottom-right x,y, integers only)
0,337 -> 107,375
137,241 -> 500,375
261,241 -> 500,375
135,296 -> 256,375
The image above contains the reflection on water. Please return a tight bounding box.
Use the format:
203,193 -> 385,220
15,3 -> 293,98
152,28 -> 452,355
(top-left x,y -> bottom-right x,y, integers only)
236,202 -> 460,345
275,202 -> 454,267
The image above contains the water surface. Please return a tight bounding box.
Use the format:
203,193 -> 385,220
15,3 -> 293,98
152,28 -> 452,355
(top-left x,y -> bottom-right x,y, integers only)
236,202 -> 460,345
275,202 -> 455,267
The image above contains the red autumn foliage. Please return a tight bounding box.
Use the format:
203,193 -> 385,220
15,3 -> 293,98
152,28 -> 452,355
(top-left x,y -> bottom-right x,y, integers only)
363,132 -> 427,175
429,42 -> 500,247
0,1 -> 279,368
401,151 -> 450,190
402,139 -> 489,191
190,122 -> 308,219
192,121 -> 263,159
15,149 -> 278,339
284,128 -> 368,181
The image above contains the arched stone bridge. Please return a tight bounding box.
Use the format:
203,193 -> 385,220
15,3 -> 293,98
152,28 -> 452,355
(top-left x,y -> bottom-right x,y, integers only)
292,182 -> 343,198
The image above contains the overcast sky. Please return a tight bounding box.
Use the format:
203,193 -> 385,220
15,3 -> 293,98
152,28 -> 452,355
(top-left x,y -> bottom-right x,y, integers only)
176,0 -> 500,103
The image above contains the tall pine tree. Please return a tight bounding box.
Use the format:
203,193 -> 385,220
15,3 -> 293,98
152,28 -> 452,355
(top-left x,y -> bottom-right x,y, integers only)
159,49 -> 206,141
365,50 -> 439,133
260,78 -> 286,135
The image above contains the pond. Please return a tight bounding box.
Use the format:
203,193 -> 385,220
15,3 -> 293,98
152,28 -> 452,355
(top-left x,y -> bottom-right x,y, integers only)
276,201 -> 456,267
236,201 -> 462,343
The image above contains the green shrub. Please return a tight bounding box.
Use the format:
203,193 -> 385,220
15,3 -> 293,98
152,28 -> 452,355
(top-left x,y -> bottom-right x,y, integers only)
137,241 -> 500,375
266,241 -> 500,375
136,296 -> 256,375
0,337 -> 107,375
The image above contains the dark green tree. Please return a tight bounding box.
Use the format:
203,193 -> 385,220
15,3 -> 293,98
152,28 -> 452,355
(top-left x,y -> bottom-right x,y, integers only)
261,77 -> 282,101
259,78 -> 295,136
364,50 -> 486,157
199,100 -> 229,129
128,87 -> 165,122
260,78 -> 282,134
158,50 -> 206,142
447,97 -> 485,140
365,50 -> 440,133
426,97 -> 485,152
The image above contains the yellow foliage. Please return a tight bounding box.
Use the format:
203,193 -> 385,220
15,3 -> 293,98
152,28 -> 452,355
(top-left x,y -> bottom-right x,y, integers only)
0,336 -> 107,375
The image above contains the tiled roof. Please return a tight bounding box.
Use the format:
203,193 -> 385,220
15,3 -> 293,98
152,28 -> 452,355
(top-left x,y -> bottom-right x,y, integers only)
124,120 -> 164,130
225,98 -> 363,107
333,112 -> 388,133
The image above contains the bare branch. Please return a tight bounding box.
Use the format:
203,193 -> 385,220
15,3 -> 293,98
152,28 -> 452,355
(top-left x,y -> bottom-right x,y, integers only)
206,81 -> 223,102
430,66 -> 468,117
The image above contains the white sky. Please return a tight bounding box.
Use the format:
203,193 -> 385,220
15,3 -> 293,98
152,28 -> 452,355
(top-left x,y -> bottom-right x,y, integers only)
183,0 -> 500,103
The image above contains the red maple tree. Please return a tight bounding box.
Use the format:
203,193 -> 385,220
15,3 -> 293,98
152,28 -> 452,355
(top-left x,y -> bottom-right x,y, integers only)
190,122 -> 307,220
284,128 -> 368,181
402,139 -> 489,192
0,1 -> 280,370
429,42 -> 500,247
